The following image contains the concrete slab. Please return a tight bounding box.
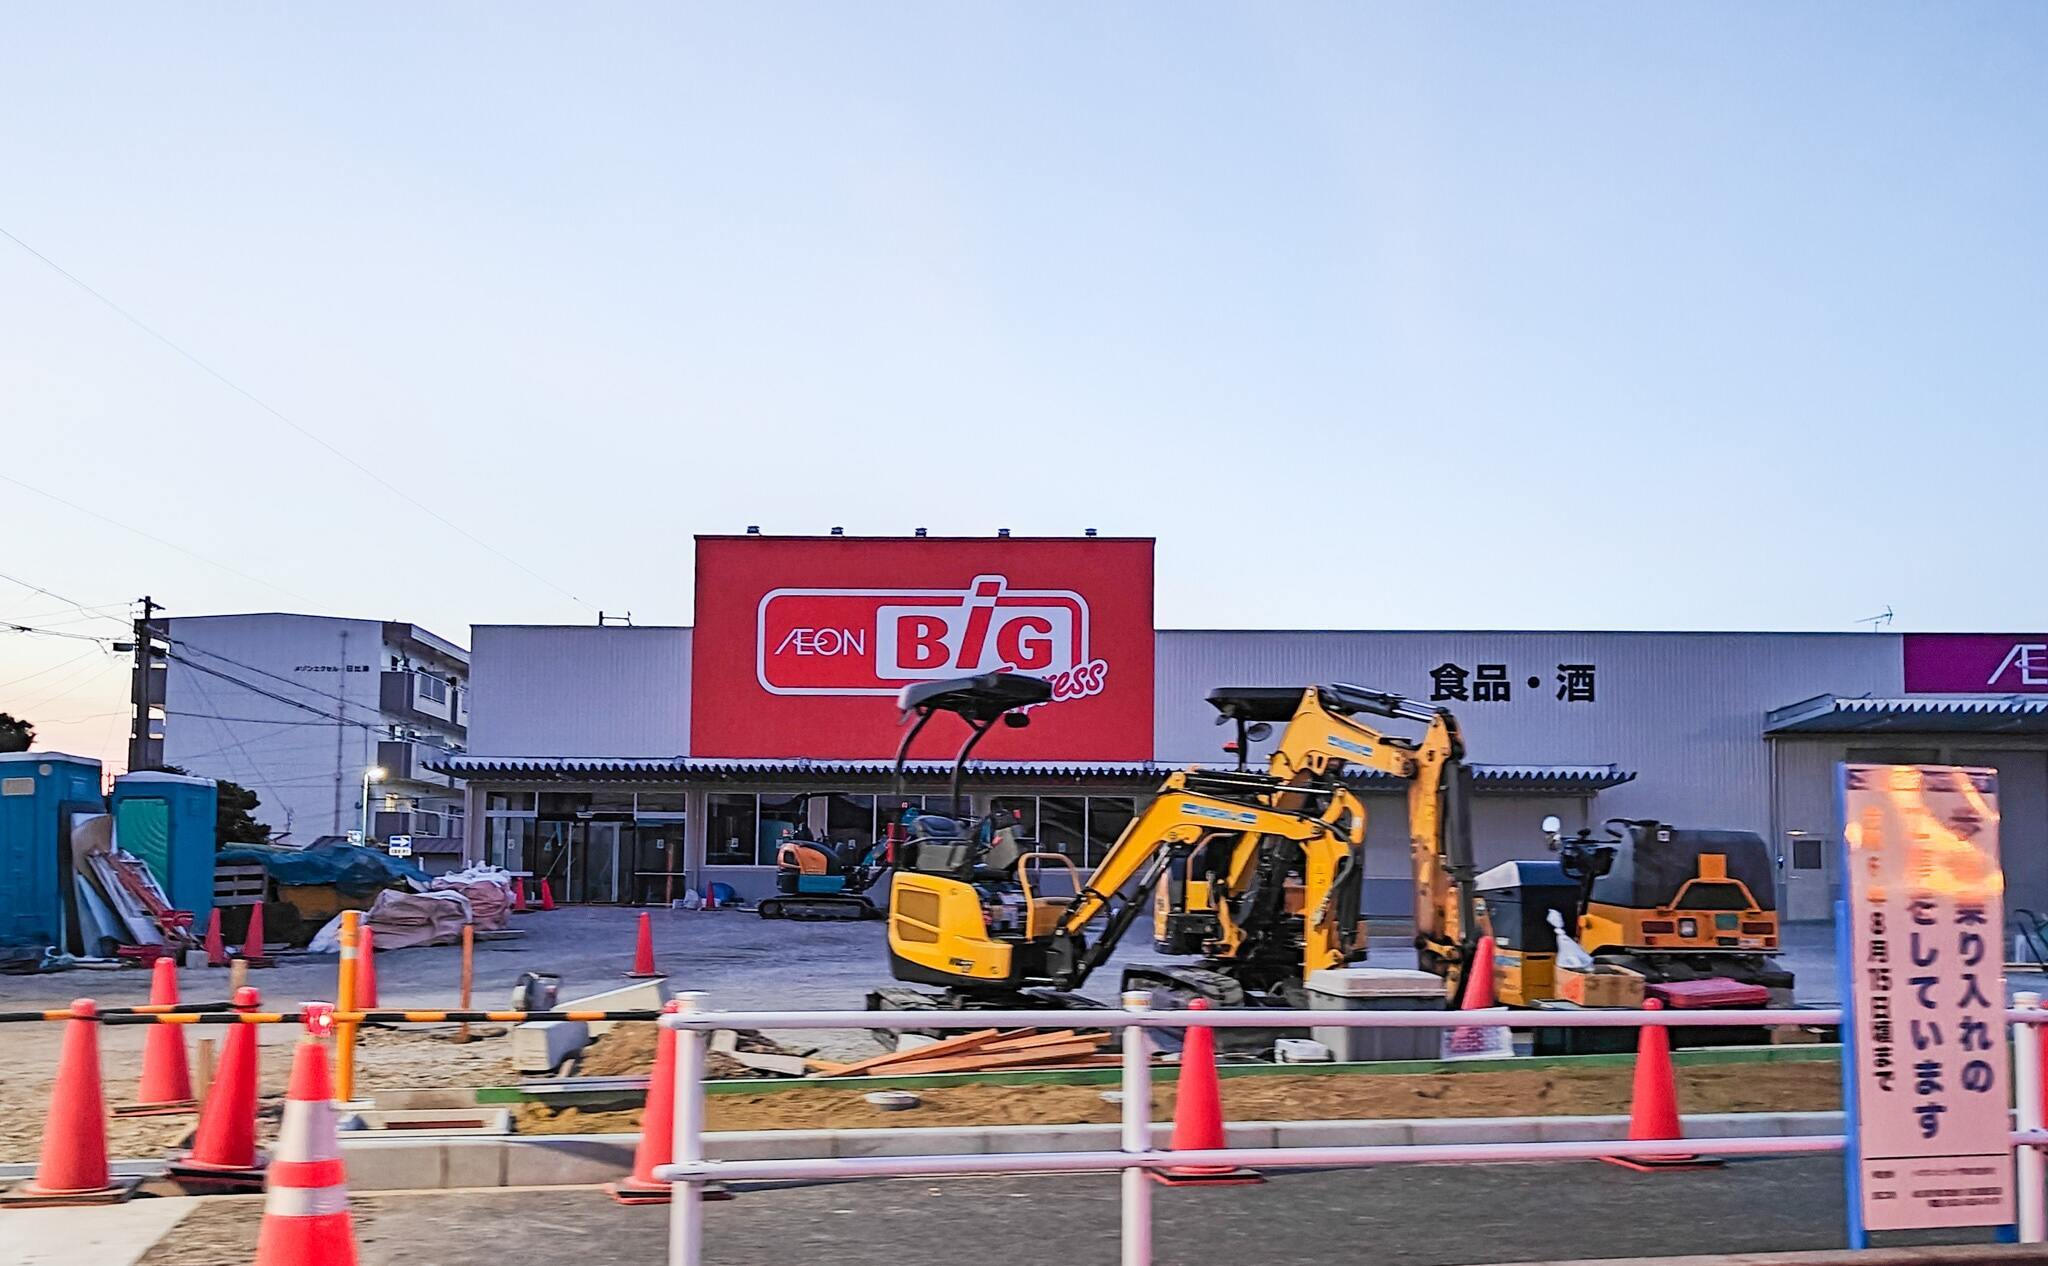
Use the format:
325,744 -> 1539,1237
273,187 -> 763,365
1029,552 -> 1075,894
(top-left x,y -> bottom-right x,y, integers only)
443,1137 -> 510,1188
501,1134 -> 634,1186
511,1019 -> 589,1074
1410,1116 -> 1545,1144
9,1194 -> 198,1265
561,979 -> 672,1036
833,1126 -> 991,1158
346,1136 -> 450,1191
1535,1114 -> 1631,1141
1268,1119 -> 1416,1147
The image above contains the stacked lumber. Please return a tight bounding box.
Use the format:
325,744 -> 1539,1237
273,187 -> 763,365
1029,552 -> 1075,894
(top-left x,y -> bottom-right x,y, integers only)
807,1028 -> 1113,1077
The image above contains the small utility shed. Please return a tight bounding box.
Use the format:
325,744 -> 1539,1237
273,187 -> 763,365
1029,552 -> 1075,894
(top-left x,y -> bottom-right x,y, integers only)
108,770 -> 219,930
1765,695 -> 2048,919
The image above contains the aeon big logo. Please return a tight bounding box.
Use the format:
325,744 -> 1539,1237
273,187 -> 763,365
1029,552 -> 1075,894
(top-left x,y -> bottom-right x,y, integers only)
756,574 -> 1111,701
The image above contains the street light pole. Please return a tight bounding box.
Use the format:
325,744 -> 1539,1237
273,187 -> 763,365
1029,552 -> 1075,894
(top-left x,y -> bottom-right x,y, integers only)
361,765 -> 385,845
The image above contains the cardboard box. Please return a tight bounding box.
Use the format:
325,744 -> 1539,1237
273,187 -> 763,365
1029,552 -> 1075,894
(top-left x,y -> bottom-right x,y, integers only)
1558,963 -> 1645,1008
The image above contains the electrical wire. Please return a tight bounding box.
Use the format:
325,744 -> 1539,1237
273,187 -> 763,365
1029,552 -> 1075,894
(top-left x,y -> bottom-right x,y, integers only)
0,471 -> 329,610
164,652 -> 379,730
0,224 -> 593,615
0,647 -> 103,693
0,570 -> 130,629
2,621 -> 121,646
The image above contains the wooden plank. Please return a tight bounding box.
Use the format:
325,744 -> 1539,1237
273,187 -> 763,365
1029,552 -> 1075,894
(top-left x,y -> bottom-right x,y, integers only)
977,1030 -> 1105,1054
812,1028 -> 1005,1078
880,1041 -> 1104,1076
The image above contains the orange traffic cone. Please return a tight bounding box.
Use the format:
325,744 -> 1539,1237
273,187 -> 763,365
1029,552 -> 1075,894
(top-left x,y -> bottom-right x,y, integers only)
240,904 -> 274,968
357,925 -> 380,1010
117,956 -> 197,1116
513,879 -> 530,913
538,879 -> 556,912
253,1037 -> 358,1266
1604,998 -> 1719,1171
1461,934 -> 1498,1009
0,1000 -> 141,1207
170,986 -> 269,1192
627,912 -> 660,978
204,908 -> 229,968
1153,999 -> 1261,1186
606,1002 -> 729,1205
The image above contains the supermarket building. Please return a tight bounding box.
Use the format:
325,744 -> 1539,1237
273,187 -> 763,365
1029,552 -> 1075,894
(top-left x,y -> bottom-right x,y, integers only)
441,534 -> 2048,921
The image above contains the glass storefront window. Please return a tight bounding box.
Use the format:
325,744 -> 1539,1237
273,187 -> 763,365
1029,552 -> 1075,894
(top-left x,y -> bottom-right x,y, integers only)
636,790 -> 686,816
484,816 -> 532,871
706,794 -> 758,866
586,788 -> 635,814
758,793 -> 808,864
826,794 -> 876,857
990,796 -> 1037,840
1086,797 -> 1137,868
485,791 -> 536,812
1039,796 -> 1085,864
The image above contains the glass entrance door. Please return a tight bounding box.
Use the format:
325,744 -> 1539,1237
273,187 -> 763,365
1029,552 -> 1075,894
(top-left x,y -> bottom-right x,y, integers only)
570,821 -> 622,904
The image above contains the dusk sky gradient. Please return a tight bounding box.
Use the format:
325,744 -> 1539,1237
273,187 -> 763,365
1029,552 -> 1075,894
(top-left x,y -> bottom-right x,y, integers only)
3,3 -> 2044,768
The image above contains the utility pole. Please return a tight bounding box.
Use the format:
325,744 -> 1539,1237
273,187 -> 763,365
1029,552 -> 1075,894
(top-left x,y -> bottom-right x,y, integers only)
126,596 -> 168,772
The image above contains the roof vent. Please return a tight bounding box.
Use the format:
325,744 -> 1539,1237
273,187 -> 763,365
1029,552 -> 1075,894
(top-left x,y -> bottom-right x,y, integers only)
830,526 -> 845,536
745,525 -> 761,535
914,527 -> 928,537
1084,528 -> 1098,537
997,528 -> 1011,538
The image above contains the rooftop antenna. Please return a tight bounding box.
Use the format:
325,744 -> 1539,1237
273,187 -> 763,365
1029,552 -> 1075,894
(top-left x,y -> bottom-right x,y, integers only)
1857,605 -> 1894,631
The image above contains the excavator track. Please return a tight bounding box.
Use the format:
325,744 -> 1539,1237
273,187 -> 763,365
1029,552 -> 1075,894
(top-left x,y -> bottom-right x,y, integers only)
757,896 -> 880,922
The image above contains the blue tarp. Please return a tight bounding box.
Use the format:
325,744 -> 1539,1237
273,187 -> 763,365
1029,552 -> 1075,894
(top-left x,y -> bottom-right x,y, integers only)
216,841 -> 428,894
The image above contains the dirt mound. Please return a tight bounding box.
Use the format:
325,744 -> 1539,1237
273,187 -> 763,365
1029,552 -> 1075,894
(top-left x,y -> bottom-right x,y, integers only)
575,1024 -> 792,1079
512,1059 -> 1839,1135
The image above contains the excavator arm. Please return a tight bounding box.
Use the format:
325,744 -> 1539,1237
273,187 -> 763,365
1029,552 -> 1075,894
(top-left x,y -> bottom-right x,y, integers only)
1054,772 -> 1339,938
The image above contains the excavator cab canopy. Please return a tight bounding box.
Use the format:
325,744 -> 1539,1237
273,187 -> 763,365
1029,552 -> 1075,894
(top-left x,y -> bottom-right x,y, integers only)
899,672 -> 1051,721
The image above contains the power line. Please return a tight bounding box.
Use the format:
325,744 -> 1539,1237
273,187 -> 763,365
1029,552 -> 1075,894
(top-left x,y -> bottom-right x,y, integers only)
169,638 -> 372,712
2,621 -> 122,646
0,224 -> 594,615
0,473 -> 329,610
0,647 -> 104,693
164,651 -> 378,730
0,570 -> 130,629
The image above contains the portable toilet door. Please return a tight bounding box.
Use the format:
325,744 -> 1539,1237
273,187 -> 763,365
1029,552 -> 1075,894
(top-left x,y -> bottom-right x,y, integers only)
0,752 -> 107,953
110,771 -> 219,931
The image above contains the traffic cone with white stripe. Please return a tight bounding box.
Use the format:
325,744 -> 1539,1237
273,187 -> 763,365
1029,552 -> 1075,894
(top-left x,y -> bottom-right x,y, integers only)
254,1036 -> 358,1266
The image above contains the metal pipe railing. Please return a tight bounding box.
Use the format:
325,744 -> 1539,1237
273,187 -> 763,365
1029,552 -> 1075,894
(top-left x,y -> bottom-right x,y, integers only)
653,996 -> 2048,1266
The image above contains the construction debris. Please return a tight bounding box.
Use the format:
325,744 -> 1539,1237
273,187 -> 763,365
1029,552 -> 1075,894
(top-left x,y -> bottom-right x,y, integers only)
807,1028 -> 1112,1078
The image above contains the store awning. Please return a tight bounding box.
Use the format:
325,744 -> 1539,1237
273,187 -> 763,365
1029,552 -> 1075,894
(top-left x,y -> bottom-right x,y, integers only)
432,754 -> 1637,794
1765,695 -> 2048,736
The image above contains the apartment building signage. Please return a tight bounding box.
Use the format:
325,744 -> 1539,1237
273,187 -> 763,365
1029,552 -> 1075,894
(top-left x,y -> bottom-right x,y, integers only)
690,535 -> 1155,759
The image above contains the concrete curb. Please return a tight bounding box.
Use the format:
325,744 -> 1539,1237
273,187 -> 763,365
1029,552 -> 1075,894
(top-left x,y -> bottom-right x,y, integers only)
0,1111 -> 1847,1190
335,1109 -> 1848,1190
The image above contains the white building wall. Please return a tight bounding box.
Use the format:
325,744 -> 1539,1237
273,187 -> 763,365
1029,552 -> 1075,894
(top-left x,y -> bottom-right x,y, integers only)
467,625 -> 690,758
1157,630 -> 1905,840
161,614 -> 387,842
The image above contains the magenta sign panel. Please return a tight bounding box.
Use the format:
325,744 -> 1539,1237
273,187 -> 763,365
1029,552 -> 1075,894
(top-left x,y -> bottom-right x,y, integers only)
1903,635 -> 2048,693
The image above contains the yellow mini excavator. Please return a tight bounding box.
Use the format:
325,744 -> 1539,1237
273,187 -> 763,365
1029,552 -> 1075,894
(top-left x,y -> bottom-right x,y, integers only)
872,675 -> 1415,1014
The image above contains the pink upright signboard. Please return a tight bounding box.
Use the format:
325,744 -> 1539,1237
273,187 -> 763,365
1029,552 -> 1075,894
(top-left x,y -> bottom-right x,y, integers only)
1903,635 -> 2048,693
1842,763 -> 2012,1231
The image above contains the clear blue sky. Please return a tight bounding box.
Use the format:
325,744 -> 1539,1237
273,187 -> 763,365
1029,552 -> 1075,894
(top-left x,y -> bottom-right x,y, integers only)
2,3 -> 2044,765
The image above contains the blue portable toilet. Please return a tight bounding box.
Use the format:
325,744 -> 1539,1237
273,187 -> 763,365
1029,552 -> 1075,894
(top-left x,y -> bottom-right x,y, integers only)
0,752 -> 106,951
109,771 -> 218,931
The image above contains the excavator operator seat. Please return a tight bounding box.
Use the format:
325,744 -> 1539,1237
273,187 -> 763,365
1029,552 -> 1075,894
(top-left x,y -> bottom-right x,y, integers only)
903,815 -> 974,876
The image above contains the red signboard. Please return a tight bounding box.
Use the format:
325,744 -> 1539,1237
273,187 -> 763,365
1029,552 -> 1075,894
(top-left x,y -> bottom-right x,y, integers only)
1903,635 -> 2048,694
690,536 -> 1154,759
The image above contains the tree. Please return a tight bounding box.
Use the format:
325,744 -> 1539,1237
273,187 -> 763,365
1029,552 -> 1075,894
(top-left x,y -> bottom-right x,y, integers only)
0,713 -> 33,753
145,764 -> 272,846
